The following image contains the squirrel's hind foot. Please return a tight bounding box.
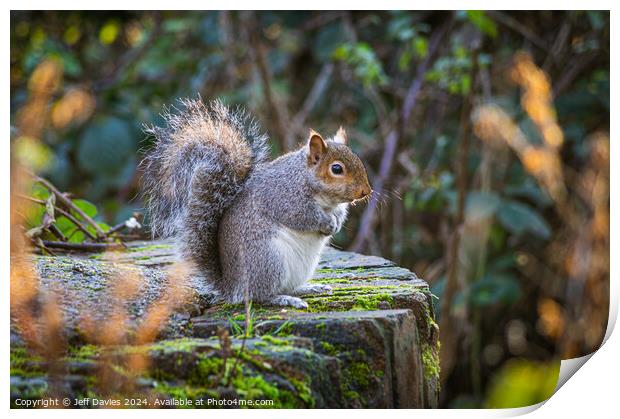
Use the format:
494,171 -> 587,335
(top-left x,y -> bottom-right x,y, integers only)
269,295 -> 309,309
294,283 -> 333,296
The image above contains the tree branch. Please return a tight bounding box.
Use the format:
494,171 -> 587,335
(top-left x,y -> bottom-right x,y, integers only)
30,174 -> 106,238
439,45 -> 480,384
243,12 -> 291,151
487,11 -> 548,51
350,18 -> 452,252
16,194 -> 98,241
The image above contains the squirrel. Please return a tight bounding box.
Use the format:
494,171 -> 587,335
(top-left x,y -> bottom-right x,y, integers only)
141,99 -> 372,309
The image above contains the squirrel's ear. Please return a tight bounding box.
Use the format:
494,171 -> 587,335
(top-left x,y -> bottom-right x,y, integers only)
307,130 -> 327,165
334,126 -> 348,145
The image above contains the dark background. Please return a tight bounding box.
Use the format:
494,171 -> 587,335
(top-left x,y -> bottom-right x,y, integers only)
10,10 -> 610,407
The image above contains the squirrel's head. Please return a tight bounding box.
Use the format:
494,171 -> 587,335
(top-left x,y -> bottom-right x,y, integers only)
306,127 -> 372,205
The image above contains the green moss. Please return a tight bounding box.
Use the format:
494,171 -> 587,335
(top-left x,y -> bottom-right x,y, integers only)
231,374 -> 297,407
238,350 -> 274,372
333,285 -> 399,293
304,285 -> 397,312
320,341 -> 337,356
315,267 -> 365,275
289,377 -> 315,408
208,303 -> 284,320
421,343 -> 440,381
150,337 -> 215,353
12,334 -> 320,409
339,360 -> 373,406
10,346 -> 44,377
188,357 -> 225,385
149,339 -> 313,407
10,378 -> 48,402
351,293 -> 393,310
67,344 -> 100,360
309,277 -> 353,284
418,301 -> 441,383
345,362 -> 372,388
344,390 -> 361,401
260,335 -> 290,346
423,302 -> 440,337
272,321 -> 293,336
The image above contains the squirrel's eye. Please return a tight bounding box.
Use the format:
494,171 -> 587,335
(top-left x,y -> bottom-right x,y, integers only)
330,163 -> 344,175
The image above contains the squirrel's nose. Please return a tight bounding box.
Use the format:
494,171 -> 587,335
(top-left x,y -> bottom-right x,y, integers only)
358,186 -> 372,199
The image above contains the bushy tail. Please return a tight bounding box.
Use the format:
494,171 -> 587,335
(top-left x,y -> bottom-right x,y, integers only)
140,98 -> 269,275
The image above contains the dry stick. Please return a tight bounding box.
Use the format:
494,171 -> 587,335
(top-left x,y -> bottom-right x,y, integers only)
543,21 -> 571,72
350,19 -> 451,252
439,47 -> 480,385
553,51 -> 599,98
302,11 -> 346,31
41,241 -> 124,252
32,238 -> 56,256
219,11 -> 238,89
105,221 -> 129,236
31,175 -> 106,238
16,194 -> 98,241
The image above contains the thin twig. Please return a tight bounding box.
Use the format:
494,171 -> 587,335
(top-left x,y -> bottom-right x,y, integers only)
350,18 -> 452,252
243,11 -> 291,151
48,224 -> 67,241
105,221 -> 128,236
30,174 -> 106,238
16,194 -> 98,241
553,51 -> 599,98
439,46 -> 480,384
487,11 -> 548,51
32,238 -> 56,256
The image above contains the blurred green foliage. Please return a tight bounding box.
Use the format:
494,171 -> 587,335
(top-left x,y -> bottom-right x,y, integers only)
485,359 -> 560,408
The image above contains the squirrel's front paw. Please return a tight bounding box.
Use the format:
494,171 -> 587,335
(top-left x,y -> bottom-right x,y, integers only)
269,295 -> 309,309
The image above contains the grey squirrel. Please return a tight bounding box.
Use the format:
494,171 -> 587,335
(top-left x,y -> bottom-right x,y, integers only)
141,99 -> 371,309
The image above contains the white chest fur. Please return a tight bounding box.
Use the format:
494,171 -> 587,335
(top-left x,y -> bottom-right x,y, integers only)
272,227 -> 330,293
